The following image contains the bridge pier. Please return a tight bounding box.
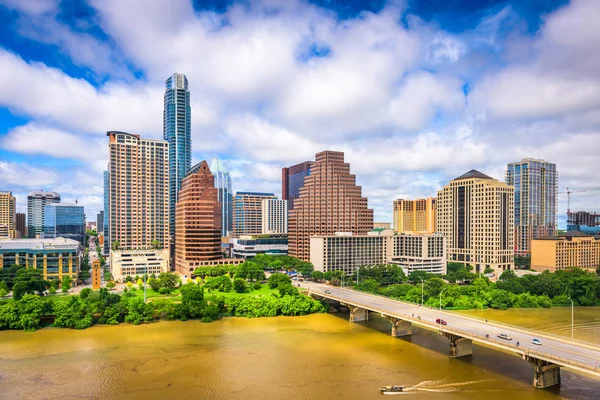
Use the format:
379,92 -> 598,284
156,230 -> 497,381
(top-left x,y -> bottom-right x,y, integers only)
442,332 -> 473,358
524,355 -> 561,388
346,305 -> 368,322
383,316 -> 412,337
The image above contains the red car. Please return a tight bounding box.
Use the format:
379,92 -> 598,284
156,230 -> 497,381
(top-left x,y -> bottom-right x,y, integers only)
436,318 -> 447,325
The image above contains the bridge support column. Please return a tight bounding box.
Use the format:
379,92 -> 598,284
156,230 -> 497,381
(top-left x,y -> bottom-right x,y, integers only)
442,332 -> 473,358
384,316 -> 412,337
524,356 -> 561,389
347,305 -> 368,322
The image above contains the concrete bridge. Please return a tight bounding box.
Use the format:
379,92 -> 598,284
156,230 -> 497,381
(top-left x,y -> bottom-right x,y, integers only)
304,281 -> 600,389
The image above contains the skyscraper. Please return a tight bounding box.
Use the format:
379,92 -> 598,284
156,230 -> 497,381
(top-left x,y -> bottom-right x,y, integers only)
43,204 -> 85,244
103,170 -> 109,254
0,191 -> 16,238
15,212 -> 26,238
211,158 -> 233,237
107,131 -> 169,251
27,191 -> 60,238
175,161 -> 222,274
233,192 -> 277,237
288,150 -> 374,261
282,161 -> 314,211
261,199 -> 288,234
436,170 -> 514,274
96,211 -> 104,234
506,159 -> 558,256
393,198 -> 436,233
163,73 -> 191,238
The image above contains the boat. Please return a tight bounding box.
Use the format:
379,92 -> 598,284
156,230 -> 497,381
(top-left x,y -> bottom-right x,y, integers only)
379,385 -> 404,394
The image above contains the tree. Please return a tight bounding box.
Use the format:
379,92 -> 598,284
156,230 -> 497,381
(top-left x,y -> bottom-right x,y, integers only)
278,282 -> 299,297
483,267 -> 494,274
298,262 -> 314,277
355,279 -> 380,293
78,269 -> 90,284
106,281 -> 116,290
12,268 -> 47,300
151,239 -> 162,250
157,272 -> 179,294
233,278 -> 248,293
137,278 -> 144,290
180,282 -> 205,319
111,240 -> 120,251
0,280 -> 8,298
103,271 -> 112,281
408,270 -> 430,284
268,273 -> 291,289
61,275 -> 72,293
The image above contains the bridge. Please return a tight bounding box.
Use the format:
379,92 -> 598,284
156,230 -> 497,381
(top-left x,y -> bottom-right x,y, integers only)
303,281 -> 600,389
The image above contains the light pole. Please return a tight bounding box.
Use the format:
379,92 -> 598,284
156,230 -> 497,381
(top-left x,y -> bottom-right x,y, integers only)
568,297 -> 574,340
439,288 -> 446,329
420,278 -> 424,307
356,268 -> 359,286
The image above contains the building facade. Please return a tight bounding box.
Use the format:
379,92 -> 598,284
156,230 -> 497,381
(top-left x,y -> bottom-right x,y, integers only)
282,161 -> 314,211
261,199 -> 288,234
0,237 -> 80,281
310,230 -> 446,275
96,211 -> 104,235
43,204 -> 86,244
103,169 -> 109,255
506,158 -> 558,256
163,73 -> 191,237
232,235 -> 288,259
16,212 -> 26,238
289,150 -> 374,261
567,211 -> 600,236
27,191 -> 60,238
531,231 -> 600,273
374,222 -> 391,229
233,192 -> 277,237
211,158 -> 233,237
110,249 -> 170,282
393,198 -> 436,234
175,161 -> 222,274
0,191 -> 16,238
436,170 -> 514,275
107,131 -> 169,252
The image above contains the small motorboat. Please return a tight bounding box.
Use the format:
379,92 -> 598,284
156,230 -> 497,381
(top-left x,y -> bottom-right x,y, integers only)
379,385 -> 404,394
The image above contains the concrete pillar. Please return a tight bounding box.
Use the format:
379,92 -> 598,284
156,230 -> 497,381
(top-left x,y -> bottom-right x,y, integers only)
525,356 -> 561,389
385,316 -> 412,337
348,306 -> 368,322
442,332 -> 473,358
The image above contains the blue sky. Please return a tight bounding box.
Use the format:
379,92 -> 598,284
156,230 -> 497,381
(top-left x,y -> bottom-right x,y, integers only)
0,0 -> 599,228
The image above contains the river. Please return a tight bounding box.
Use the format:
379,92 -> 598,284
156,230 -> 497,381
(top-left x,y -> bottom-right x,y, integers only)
0,308 -> 599,399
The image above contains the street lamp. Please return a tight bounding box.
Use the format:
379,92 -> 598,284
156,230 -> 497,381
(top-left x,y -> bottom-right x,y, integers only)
420,278 -> 424,307
568,296 -> 574,340
439,287 -> 446,329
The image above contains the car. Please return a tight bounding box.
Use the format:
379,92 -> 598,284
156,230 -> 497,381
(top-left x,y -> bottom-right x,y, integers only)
497,333 -> 512,341
532,338 -> 542,346
435,318 -> 447,325
324,290 -> 331,294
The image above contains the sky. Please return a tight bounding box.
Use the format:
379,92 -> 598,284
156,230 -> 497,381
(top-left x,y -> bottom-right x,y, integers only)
0,0 -> 599,228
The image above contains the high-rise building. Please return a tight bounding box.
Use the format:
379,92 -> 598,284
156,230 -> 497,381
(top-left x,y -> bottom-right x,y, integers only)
393,198 -> 436,233
282,161 -> 314,211
103,170 -> 109,254
0,191 -> 16,238
261,199 -> 288,234
233,192 -> 277,237
107,131 -> 169,251
27,191 -> 60,238
288,150 -> 374,261
43,204 -> 86,244
436,170 -> 514,275
16,212 -> 26,238
96,211 -> 104,235
163,73 -> 191,238
506,158 -> 557,256
211,158 -> 233,237
567,211 -> 600,236
175,161 -> 222,274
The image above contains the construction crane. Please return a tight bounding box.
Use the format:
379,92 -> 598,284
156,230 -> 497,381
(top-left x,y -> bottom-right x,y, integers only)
558,188 -> 587,215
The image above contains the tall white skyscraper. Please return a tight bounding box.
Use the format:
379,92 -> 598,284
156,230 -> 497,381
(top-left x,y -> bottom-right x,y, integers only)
261,199 -> 288,234
211,158 -> 233,237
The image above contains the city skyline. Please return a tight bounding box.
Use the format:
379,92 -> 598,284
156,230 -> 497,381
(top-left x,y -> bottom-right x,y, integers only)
0,0 -> 599,226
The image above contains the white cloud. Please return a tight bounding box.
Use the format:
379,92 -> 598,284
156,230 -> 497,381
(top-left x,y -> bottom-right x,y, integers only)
0,161 -> 57,187
0,0 -> 58,15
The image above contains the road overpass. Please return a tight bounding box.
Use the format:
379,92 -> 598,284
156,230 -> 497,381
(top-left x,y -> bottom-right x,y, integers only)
302,281 -> 600,389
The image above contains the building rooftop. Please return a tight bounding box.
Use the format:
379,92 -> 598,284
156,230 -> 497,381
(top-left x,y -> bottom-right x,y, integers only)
454,169 -> 494,181
536,230 -> 600,240
0,237 -> 80,250
236,192 -> 276,197
28,191 -> 60,197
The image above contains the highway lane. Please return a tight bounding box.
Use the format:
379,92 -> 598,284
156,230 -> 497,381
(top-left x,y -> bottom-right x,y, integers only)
300,280 -> 600,376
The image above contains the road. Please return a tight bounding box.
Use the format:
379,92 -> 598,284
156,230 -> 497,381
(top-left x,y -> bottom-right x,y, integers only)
300,280 -> 600,378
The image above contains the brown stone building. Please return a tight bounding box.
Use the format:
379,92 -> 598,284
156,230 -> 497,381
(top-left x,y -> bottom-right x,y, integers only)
175,161 -> 223,274
288,150 -> 374,261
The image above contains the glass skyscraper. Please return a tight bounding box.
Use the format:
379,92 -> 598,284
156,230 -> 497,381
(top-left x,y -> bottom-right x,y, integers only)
282,161 -> 313,211
27,191 -> 60,238
163,73 -> 191,237
506,159 -> 558,257
210,158 -> 233,237
43,204 -> 85,244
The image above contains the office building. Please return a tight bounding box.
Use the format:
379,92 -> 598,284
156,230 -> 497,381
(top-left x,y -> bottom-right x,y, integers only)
232,234 -> 288,259
310,230 -> 446,275
506,158 -> 558,256
567,211 -> 600,236
43,204 -> 86,244
282,161 -> 314,210
16,212 -> 26,238
531,231 -> 600,273
107,131 -> 169,251
393,198 -> 436,233
96,211 -> 104,235
289,150 -> 374,261
262,199 -> 288,234
437,170 -> 514,275
211,158 -> 233,237
175,161 -> 222,274
233,192 -> 277,237
110,249 -> 170,282
27,191 -> 60,238
103,170 -> 109,254
0,191 -> 16,238
163,73 -> 191,237
0,237 -> 80,281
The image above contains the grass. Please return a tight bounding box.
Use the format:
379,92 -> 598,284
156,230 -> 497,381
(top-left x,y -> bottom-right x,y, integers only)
204,284 -> 277,299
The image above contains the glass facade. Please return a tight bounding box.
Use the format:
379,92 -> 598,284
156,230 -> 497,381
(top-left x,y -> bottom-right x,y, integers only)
163,73 -> 191,237
211,158 -> 233,236
282,161 -> 313,211
27,191 -> 60,238
43,204 -> 85,244
103,170 -> 109,254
